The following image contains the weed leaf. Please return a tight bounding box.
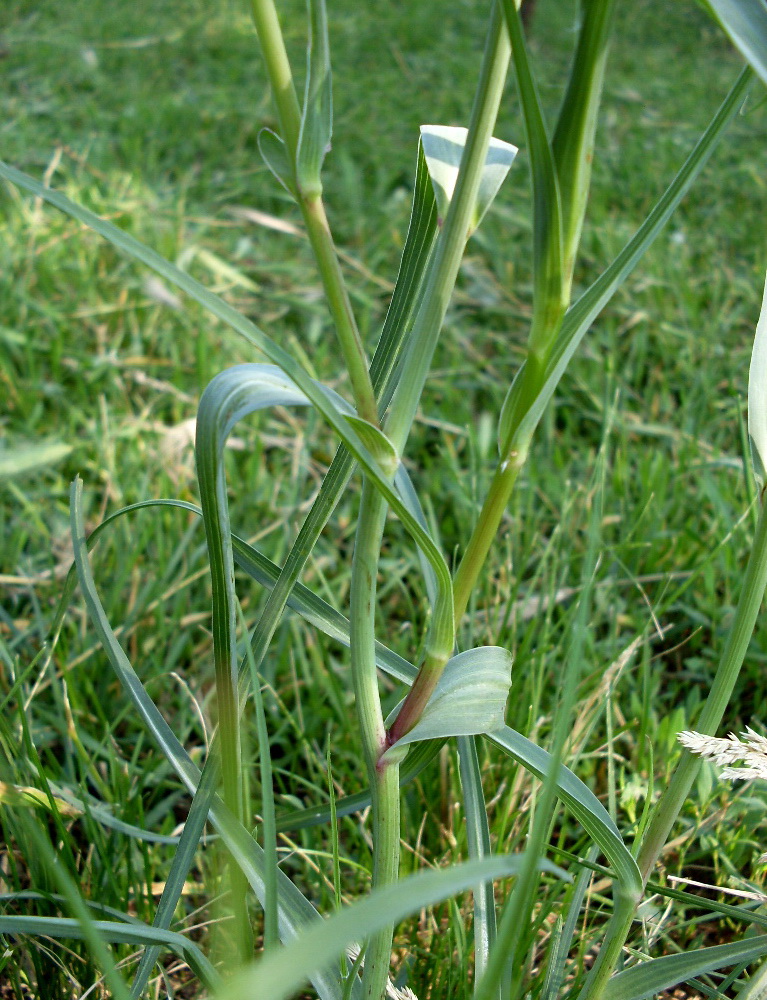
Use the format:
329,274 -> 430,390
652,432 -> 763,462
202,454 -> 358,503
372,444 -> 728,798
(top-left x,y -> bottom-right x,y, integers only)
383,646 -> 512,763
603,934 -> 767,1000
704,0 -> 767,86
258,128 -> 298,197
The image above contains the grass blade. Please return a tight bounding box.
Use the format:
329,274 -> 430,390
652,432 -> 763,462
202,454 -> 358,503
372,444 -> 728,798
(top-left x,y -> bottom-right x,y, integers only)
0,914 -> 220,991
219,855 -> 569,1000
603,936 -> 767,1000
551,0 -> 617,287
296,0 -> 333,196
502,0 -> 565,356
68,477 -> 350,1000
704,0 -> 767,86
506,66 -> 753,456
457,735 -> 498,996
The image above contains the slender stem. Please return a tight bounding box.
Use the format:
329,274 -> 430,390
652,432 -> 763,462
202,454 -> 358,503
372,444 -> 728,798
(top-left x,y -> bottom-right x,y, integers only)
250,0 -> 378,426
249,0 -> 302,158
577,497 -> 767,1000
302,195 -> 379,425
384,0 -> 511,455
453,450 -> 525,624
350,480 -> 399,1000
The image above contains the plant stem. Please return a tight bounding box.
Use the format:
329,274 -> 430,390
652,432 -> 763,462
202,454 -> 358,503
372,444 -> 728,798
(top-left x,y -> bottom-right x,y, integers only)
302,194 -> 379,426
350,479 -> 398,1000
453,448 -> 525,623
384,0 -> 511,745
384,0 -> 511,455
577,497 -> 767,1000
250,0 -> 378,427
249,0 -> 302,158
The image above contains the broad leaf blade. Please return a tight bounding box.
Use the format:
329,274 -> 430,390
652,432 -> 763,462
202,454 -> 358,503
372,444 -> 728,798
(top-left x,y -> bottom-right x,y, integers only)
383,647 -> 512,763
420,124 -> 517,234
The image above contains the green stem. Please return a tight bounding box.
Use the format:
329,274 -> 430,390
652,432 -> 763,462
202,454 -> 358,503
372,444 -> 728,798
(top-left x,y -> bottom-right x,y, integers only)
350,480 -> 398,1000
302,194 -> 379,426
250,0 -> 378,427
453,449 -> 525,624
577,497 -> 767,1000
384,0 -> 511,455
249,0 -> 302,158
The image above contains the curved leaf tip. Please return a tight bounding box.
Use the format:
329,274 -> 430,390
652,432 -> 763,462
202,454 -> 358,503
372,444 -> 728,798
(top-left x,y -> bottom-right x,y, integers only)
420,125 -> 517,233
748,271 -> 767,488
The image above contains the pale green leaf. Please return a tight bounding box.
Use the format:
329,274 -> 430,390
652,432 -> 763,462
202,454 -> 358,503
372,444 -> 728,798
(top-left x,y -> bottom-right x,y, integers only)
296,0 -> 332,196
704,0 -> 767,87
420,125 -> 517,234
0,441 -> 72,479
343,415 -> 398,475
603,935 -> 767,1000
219,854 -> 568,1000
258,127 -> 298,197
748,272 -> 767,487
382,647 -> 512,764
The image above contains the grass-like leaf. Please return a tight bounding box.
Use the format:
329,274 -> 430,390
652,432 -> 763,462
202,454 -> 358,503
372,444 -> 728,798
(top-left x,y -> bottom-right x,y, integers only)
219,855 -> 569,1000
0,915 -> 220,992
68,477 -> 352,1000
602,935 -> 767,1000
500,65 -> 753,458
296,0 -> 333,195
704,0 -> 767,86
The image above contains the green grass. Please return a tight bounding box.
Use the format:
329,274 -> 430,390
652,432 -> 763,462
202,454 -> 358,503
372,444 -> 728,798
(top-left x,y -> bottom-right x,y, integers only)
2,0 -> 767,996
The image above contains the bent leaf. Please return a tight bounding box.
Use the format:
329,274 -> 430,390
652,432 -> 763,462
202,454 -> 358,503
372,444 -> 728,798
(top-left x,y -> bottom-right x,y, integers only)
420,125 -> 517,234
382,647 -> 512,764
704,0 -> 767,87
748,272 -> 767,487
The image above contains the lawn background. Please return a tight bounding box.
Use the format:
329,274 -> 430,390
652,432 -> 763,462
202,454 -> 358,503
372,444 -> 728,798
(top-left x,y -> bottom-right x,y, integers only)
2,0 -> 767,996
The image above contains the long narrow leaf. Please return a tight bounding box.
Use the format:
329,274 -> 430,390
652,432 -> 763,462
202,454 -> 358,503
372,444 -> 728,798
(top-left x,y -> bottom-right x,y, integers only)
0,915 -> 220,991
0,161 -> 453,639
704,0 -> 767,86
501,66 -> 753,457
296,0 -> 333,195
219,855 -> 568,1000
69,477 -> 352,1000
502,0 -> 565,354
458,735 -> 498,996
603,936 -> 767,1000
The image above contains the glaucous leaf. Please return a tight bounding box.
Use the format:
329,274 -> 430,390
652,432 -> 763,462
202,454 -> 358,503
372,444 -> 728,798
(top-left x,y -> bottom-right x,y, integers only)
382,646 -> 512,764
420,125 -> 517,234
257,128 -> 297,197
748,272 -> 767,488
704,0 -> 767,87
